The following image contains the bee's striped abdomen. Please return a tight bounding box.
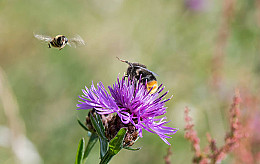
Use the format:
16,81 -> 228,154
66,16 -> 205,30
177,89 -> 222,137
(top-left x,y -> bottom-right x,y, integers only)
50,39 -> 60,48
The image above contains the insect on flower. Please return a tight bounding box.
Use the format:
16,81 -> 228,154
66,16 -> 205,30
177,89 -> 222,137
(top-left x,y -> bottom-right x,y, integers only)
117,57 -> 158,94
77,76 -> 178,145
34,33 -> 85,50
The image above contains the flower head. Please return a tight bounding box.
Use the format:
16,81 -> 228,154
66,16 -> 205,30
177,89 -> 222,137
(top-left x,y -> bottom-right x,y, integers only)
185,0 -> 206,11
77,76 -> 178,145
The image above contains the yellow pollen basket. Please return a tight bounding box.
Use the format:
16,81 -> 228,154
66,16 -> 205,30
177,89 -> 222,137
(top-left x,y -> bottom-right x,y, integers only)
146,80 -> 158,94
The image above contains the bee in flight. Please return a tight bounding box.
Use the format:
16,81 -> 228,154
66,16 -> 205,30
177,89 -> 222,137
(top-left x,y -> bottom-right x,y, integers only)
117,57 -> 158,94
34,33 -> 85,50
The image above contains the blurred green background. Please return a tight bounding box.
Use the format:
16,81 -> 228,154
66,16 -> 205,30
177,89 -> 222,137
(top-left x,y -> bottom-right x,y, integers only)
0,0 -> 259,163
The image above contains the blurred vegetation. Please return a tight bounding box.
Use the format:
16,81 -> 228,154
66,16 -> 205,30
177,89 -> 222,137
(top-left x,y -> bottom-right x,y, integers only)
0,0 -> 259,163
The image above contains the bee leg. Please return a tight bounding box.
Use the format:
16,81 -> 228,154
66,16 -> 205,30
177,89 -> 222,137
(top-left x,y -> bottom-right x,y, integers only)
59,44 -> 66,50
48,43 -> 51,48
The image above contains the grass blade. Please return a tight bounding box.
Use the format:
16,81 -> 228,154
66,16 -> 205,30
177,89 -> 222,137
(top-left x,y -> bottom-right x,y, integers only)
75,138 -> 85,164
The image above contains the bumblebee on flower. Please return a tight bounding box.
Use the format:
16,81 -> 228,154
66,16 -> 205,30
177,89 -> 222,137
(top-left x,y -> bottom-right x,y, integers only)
77,75 -> 178,146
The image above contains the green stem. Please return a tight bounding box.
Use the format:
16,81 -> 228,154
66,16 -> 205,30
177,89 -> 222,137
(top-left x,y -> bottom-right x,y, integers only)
99,151 -> 114,164
83,133 -> 98,163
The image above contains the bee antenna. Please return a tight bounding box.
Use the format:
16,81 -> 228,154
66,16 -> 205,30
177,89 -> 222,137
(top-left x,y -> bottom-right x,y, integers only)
116,57 -> 133,67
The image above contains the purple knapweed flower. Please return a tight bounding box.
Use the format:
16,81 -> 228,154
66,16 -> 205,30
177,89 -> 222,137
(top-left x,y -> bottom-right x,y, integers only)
77,76 -> 178,145
185,0 -> 205,11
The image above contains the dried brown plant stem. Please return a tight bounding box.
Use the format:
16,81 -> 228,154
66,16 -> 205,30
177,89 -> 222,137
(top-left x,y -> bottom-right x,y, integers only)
0,66 -> 42,163
256,0 -> 260,28
184,107 -> 207,163
184,91 -> 244,164
233,88 -> 260,164
209,90 -> 243,163
0,67 -> 25,139
164,147 -> 172,164
211,0 -> 235,89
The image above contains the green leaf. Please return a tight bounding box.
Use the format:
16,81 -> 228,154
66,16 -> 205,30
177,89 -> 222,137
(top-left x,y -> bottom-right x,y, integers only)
123,146 -> 141,151
99,137 -> 108,159
77,119 -> 89,131
89,113 -> 107,140
96,114 -> 106,135
109,128 -> 127,155
99,128 -> 127,164
75,138 -> 85,164
83,133 -> 98,163
89,113 -> 108,159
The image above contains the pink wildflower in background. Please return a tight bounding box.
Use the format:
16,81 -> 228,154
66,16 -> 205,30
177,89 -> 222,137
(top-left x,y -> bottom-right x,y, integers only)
184,91 -> 245,163
185,0 -> 206,11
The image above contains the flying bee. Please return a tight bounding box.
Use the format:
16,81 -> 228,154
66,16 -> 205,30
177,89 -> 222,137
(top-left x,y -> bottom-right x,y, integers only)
117,57 -> 158,94
34,33 -> 85,50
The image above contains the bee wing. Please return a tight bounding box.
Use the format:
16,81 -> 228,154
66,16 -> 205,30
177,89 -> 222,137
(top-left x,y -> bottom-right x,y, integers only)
135,66 -> 159,76
34,33 -> 52,42
68,35 -> 85,48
